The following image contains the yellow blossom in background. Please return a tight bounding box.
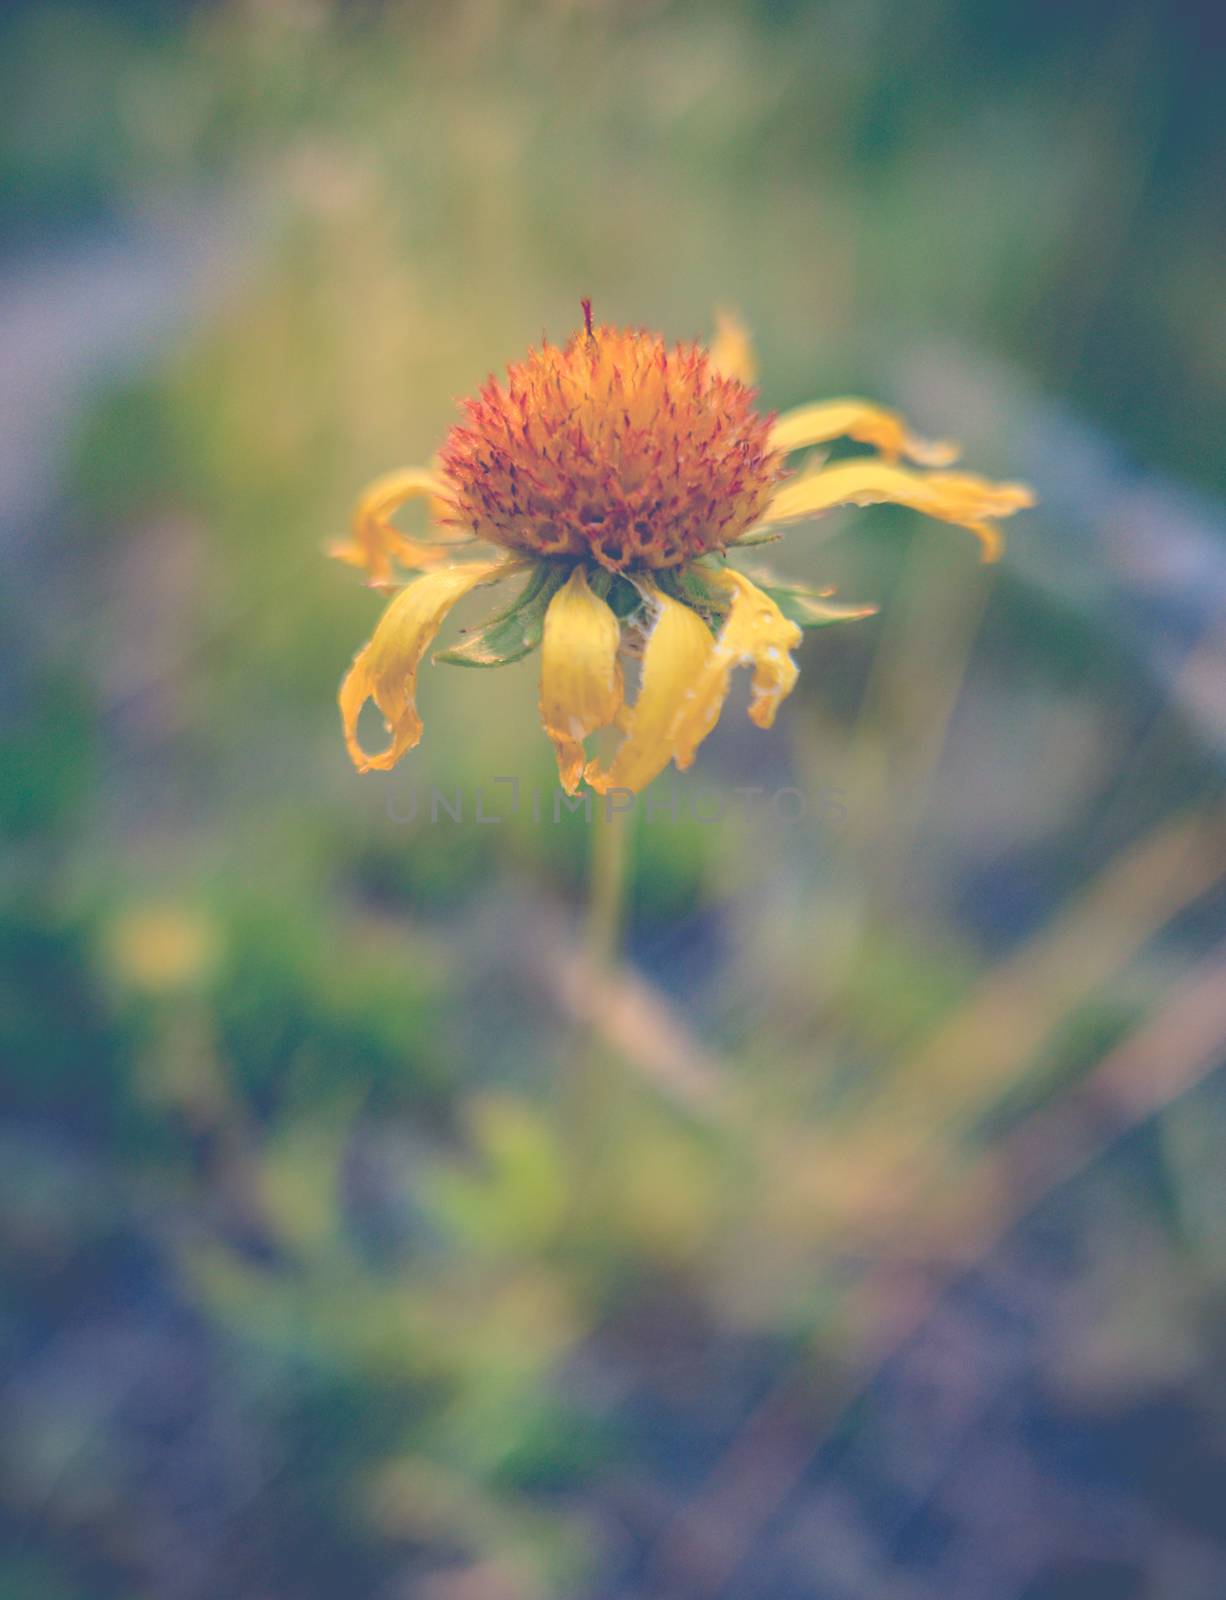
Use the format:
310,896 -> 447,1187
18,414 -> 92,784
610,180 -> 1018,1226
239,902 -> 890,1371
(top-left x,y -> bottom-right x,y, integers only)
105,903 -> 218,993
334,303 -> 1034,793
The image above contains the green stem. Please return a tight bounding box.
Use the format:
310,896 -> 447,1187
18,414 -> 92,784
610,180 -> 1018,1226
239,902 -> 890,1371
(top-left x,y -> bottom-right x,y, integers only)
563,796 -> 632,1228
586,795 -> 631,974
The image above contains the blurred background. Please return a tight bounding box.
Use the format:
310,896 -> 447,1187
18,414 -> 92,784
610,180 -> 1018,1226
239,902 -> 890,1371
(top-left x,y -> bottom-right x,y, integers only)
3,2 -> 1226,1597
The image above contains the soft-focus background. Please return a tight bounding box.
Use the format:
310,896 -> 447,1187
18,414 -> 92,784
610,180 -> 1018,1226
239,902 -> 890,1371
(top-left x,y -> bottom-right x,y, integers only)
3,3 -> 1226,1597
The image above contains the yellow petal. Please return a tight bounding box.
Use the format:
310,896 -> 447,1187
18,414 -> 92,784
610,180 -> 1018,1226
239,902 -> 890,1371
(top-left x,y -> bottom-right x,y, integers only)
770,400 -> 960,467
538,567 -> 624,794
340,561 -> 511,773
669,568 -> 803,767
708,308 -> 757,385
765,459 -> 1035,563
329,467 -> 460,585
586,586 -> 714,795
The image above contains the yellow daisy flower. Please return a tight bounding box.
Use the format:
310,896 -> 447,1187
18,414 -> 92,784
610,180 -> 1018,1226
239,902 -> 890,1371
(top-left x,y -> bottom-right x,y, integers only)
336,302 -> 1033,794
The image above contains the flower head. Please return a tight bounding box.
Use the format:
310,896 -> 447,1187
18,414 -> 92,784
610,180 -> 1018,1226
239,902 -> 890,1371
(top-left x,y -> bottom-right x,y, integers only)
335,305 -> 1034,793
439,299 -> 778,572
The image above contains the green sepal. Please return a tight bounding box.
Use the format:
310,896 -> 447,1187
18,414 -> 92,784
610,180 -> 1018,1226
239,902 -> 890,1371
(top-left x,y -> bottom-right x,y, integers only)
600,570 -> 647,622
727,526 -> 782,548
434,562 -> 568,667
659,564 -> 731,630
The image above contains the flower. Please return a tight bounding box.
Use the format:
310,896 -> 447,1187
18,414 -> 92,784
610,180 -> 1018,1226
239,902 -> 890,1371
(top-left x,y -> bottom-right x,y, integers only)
335,302 -> 1033,793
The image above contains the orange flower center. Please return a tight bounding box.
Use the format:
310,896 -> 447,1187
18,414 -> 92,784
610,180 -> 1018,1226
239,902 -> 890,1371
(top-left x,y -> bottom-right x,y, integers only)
438,316 -> 781,571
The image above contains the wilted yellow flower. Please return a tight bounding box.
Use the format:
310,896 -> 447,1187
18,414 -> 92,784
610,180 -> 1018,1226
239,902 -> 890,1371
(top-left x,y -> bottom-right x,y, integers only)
335,303 -> 1033,793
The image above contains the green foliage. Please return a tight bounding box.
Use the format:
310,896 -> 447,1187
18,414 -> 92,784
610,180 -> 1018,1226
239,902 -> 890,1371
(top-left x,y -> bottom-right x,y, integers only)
0,902 -> 124,1128
68,379 -> 194,522
0,662 -> 95,846
210,899 -> 447,1114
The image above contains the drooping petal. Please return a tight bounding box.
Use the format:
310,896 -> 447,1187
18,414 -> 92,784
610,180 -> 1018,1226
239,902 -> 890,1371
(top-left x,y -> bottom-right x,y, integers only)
707,308 -> 757,385
666,568 -> 804,773
340,561 -> 513,773
770,400 -> 960,467
585,586 -> 714,795
329,467 -> 461,585
538,567 -> 624,793
724,560 -> 878,629
764,459 -> 1035,563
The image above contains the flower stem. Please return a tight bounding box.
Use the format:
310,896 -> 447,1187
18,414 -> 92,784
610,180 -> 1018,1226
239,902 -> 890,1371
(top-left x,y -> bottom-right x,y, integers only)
586,796 -> 630,974
563,797 -> 632,1229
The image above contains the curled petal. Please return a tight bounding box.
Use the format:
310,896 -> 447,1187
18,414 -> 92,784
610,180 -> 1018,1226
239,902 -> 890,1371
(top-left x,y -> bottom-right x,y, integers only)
716,571 -> 803,730
765,459 -> 1035,563
340,561 -> 512,773
668,568 -> 803,771
539,567 -> 624,794
329,467 -> 461,585
707,308 -> 757,385
770,400 -> 960,467
586,586 -> 714,795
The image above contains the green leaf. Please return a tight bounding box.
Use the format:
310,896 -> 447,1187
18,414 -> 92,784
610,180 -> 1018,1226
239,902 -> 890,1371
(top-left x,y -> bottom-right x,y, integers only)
434,563 -> 568,667
660,565 -> 730,628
